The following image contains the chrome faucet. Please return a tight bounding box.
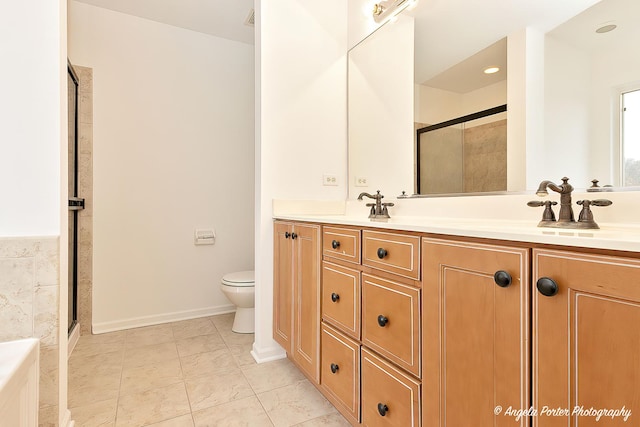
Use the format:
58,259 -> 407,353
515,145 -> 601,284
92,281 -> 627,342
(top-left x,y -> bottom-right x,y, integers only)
357,190 -> 394,220
536,177 -> 575,222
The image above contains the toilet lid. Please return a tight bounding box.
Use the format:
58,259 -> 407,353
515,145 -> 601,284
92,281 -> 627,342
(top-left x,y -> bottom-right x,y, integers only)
222,270 -> 255,287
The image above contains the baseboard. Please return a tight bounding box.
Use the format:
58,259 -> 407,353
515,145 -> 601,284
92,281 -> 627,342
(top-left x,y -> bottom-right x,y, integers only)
251,342 -> 286,363
92,304 -> 236,334
67,323 -> 80,358
62,408 -> 74,427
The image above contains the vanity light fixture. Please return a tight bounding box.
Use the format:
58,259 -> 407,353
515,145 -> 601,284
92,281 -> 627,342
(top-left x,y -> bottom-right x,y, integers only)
372,0 -> 418,23
484,66 -> 500,74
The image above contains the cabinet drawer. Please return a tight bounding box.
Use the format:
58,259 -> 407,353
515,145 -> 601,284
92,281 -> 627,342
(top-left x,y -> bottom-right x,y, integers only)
362,230 -> 420,280
361,347 -> 421,427
323,226 -> 361,265
362,274 -> 421,377
320,323 -> 361,425
322,262 -> 361,340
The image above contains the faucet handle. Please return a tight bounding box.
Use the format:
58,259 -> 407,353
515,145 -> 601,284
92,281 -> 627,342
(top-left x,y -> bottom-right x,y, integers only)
528,200 -> 557,224
588,199 -> 613,207
576,199 -> 612,229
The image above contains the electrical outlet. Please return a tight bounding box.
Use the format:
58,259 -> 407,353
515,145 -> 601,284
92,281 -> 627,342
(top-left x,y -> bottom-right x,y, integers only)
323,174 -> 338,186
355,176 -> 368,187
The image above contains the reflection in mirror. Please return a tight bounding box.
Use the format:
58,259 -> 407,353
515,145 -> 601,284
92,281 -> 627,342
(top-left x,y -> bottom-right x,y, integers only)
544,0 -> 640,188
414,38 -> 507,194
417,105 -> 507,194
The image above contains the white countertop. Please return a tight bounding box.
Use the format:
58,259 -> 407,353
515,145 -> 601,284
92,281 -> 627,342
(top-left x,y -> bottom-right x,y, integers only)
273,213 -> 640,253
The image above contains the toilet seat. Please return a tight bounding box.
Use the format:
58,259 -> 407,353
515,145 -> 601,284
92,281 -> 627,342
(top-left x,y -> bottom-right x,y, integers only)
221,270 -> 255,287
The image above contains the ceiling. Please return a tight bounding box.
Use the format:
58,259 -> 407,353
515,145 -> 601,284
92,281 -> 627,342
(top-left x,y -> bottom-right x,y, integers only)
74,0 -> 255,45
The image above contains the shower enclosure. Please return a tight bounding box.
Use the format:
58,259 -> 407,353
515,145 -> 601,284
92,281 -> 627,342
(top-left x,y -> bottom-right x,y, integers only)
416,105 -> 507,195
68,62 -> 84,335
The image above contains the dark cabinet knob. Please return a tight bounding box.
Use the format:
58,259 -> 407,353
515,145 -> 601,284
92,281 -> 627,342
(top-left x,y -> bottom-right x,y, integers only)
536,277 -> 559,297
330,363 -> 339,374
331,240 -> 340,249
494,270 -> 512,288
284,232 -> 290,239
291,232 -> 298,240
377,248 -> 388,259
377,403 -> 389,417
331,293 -> 340,302
377,315 -> 389,327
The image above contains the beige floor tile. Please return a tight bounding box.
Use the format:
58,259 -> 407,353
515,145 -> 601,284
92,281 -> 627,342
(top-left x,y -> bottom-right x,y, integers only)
123,341 -> 179,368
79,330 -> 127,345
241,358 -> 305,394
70,398 -> 117,427
292,413 -> 351,427
192,396 -> 273,427
185,370 -> 255,412
125,324 -> 175,348
258,380 -> 337,427
171,317 -> 217,340
120,358 -> 183,396
219,330 -> 255,346
175,333 -> 226,358
210,313 -> 234,331
180,348 -> 240,379
69,372 -> 121,409
144,414 -> 194,427
115,382 -> 191,427
69,349 -> 124,382
228,343 -> 256,366
71,340 -> 125,359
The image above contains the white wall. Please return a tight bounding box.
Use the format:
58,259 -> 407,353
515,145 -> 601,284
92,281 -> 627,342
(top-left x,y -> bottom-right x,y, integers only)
544,36 -> 591,186
0,1 -> 63,237
415,80 -> 507,125
348,15 -> 414,198
253,0 -> 347,362
68,2 -> 255,331
0,1 -> 69,425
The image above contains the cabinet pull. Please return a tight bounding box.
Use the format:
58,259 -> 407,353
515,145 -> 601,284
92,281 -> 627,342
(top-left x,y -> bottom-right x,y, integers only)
377,315 -> 389,327
330,363 -> 339,374
376,248 -> 388,259
331,293 -> 340,302
494,270 -> 512,288
536,277 -> 559,297
331,239 -> 340,249
284,232 -> 290,239
377,403 -> 389,416
291,232 -> 298,240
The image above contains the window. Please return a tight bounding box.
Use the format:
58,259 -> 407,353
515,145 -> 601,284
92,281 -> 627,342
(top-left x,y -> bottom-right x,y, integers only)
622,89 -> 640,186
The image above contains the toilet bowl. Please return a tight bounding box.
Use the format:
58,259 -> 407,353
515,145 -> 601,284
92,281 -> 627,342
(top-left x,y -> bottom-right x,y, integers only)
220,270 -> 255,333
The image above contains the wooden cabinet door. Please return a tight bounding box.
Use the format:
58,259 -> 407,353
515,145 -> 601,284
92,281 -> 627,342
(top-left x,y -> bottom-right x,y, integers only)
533,249 -> 640,427
273,221 -> 294,352
292,223 -> 321,383
423,238 -> 529,427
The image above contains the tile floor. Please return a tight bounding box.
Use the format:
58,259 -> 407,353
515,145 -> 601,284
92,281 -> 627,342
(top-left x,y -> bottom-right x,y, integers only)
68,313 -> 350,427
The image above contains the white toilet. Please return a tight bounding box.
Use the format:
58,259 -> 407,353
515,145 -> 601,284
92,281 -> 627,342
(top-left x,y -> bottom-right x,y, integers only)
220,270 -> 255,333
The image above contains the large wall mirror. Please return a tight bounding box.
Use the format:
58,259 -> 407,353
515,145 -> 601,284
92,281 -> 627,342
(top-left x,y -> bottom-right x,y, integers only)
347,0 -> 639,199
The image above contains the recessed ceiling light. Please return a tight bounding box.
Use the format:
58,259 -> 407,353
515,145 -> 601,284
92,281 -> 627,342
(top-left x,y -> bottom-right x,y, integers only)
484,67 -> 500,74
595,23 -> 617,34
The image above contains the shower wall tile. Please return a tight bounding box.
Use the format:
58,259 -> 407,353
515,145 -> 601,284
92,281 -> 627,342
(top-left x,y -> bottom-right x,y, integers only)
35,238 -> 60,287
0,236 -> 61,425
34,285 -> 60,346
75,65 -> 94,336
0,257 -> 34,341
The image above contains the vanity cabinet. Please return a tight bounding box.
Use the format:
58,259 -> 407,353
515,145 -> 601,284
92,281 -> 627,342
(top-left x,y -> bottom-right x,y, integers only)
532,249 -> 640,426
422,238 -> 530,427
273,221 -> 321,383
275,218 -> 640,427
318,225 -> 422,426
